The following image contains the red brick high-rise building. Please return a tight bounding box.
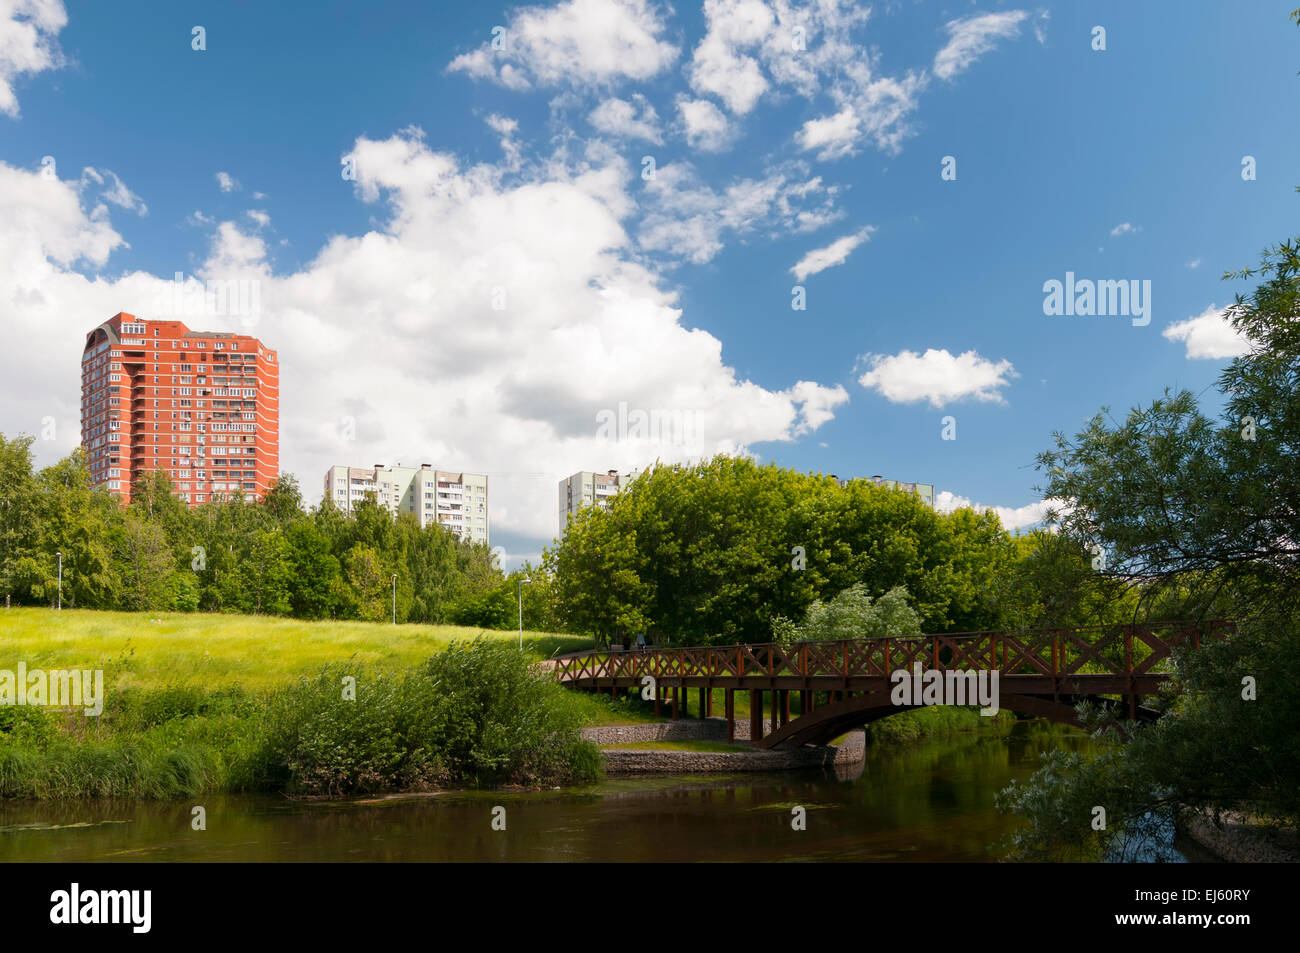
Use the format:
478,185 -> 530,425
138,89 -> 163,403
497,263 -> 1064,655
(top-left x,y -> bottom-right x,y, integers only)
81,313 -> 280,505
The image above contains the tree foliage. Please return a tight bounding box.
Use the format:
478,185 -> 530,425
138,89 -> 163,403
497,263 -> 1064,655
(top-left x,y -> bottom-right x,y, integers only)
1003,233 -> 1300,856
0,441 -> 505,621
545,456 -> 1018,645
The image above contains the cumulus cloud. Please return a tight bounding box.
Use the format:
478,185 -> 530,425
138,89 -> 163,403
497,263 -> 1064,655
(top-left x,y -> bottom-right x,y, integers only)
1162,304 -> 1251,360
0,0 -> 66,117
447,0 -> 677,88
0,132 -> 850,545
857,348 -> 1017,408
796,107 -> 860,161
589,94 -> 662,143
676,96 -> 732,152
688,0 -> 775,114
935,490 -> 1051,531
1109,221 -> 1140,237
933,10 -> 1029,81
790,226 -> 873,280
215,171 -> 240,193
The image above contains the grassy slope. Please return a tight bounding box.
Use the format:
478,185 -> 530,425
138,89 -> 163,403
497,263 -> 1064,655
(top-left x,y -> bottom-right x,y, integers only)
0,608 -> 592,692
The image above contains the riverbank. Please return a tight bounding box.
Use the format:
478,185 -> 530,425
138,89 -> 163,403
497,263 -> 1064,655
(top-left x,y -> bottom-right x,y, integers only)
583,718 -> 864,773
1174,808 -> 1300,862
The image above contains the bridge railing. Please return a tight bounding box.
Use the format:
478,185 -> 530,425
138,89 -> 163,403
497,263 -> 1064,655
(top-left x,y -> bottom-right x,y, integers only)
550,620 -> 1234,684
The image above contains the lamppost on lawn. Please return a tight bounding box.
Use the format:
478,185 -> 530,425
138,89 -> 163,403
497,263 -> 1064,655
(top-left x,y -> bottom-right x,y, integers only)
518,575 -> 531,650
56,551 -> 63,611
391,574 -> 397,625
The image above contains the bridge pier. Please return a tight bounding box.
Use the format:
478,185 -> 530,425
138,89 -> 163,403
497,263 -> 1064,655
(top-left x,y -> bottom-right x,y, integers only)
725,689 -> 735,743
700,686 -> 707,718
750,690 -> 763,742
672,684 -> 679,720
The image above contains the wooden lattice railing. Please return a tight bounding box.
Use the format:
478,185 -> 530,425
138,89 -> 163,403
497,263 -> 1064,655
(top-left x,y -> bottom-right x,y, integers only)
552,620 -> 1235,684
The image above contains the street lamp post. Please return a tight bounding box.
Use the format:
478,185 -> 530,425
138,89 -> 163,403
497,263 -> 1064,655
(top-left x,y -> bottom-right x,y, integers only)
56,552 -> 62,611
391,574 -> 397,625
518,575 -> 531,650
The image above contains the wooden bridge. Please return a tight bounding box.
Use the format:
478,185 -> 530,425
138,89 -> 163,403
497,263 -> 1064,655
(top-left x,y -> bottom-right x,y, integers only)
553,620 -> 1234,749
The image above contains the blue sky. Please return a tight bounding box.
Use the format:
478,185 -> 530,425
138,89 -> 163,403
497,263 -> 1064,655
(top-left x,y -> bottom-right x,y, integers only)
2,0 -> 1298,568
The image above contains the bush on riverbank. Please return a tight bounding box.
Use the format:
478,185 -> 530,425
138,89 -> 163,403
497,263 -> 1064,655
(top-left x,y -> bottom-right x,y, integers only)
0,639 -> 600,799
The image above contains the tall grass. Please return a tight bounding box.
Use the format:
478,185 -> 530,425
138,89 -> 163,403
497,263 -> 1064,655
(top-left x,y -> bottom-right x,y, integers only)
0,635 -> 601,800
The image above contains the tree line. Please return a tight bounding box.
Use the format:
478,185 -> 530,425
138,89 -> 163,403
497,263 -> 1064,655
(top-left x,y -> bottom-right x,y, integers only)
541,454 -> 1153,647
0,440 -> 503,624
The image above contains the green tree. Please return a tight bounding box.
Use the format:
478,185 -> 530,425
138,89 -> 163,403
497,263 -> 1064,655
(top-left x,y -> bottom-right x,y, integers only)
1002,233 -> 1300,857
285,521 -> 343,619
775,584 -> 921,643
346,544 -> 390,622
115,514 -> 174,611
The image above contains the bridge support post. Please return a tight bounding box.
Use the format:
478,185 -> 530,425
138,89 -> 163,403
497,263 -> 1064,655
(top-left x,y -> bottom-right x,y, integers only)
725,690 -> 734,743
782,690 -> 791,725
654,683 -> 661,718
799,689 -> 809,716
750,690 -> 762,742
699,686 -> 707,719
705,685 -> 713,717
672,684 -> 679,720
770,690 -> 779,734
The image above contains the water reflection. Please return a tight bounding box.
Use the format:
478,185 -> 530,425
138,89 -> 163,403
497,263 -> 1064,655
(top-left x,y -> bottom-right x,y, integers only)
0,720 -> 1189,863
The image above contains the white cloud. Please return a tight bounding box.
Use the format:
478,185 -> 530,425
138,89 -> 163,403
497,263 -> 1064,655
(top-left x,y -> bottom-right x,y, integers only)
215,171 -> 240,193
796,107 -> 860,161
857,348 -> 1017,408
0,132 -> 850,546
246,209 -> 271,228
589,94 -> 662,143
676,96 -> 732,152
1032,10 -> 1050,45
1109,221 -> 1140,237
1162,304 -> 1251,360
935,490 -> 1051,531
682,0 -> 925,156
1184,258 -> 1201,270
0,0 -> 66,118
688,0 -> 774,114
79,167 -> 147,216
784,379 -> 849,433
790,226 -> 873,280
638,160 -> 842,264
447,0 -> 677,88
933,10 -> 1029,81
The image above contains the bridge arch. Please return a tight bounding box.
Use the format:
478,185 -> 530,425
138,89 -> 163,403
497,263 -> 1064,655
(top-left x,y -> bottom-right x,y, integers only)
755,690 -> 1161,749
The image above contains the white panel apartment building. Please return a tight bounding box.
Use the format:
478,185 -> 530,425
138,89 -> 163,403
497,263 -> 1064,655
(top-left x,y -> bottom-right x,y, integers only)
558,469 -> 637,532
325,463 -> 489,544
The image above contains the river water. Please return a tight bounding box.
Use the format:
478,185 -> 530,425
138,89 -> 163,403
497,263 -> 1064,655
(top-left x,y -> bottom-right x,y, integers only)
0,721 -> 1204,862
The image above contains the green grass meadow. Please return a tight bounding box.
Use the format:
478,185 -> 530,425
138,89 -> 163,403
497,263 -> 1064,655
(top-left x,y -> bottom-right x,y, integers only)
0,608 -> 592,692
